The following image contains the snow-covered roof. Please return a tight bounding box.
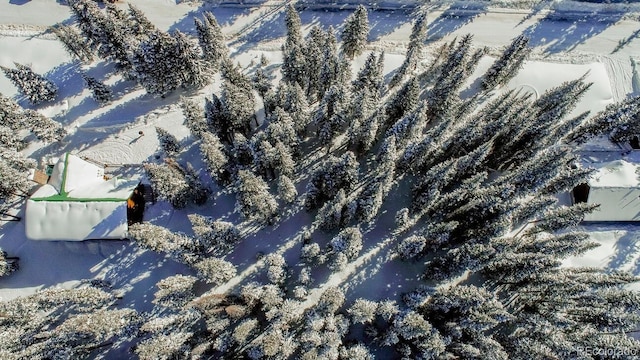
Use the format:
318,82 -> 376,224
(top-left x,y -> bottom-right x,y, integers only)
25,153 -> 139,241
589,160 -> 640,188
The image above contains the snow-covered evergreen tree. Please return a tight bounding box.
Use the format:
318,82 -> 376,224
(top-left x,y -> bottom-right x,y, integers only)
221,79 -> 256,137
0,248 -> 18,277
156,126 -> 181,155
302,26 -> 326,102
481,35 -> 531,90
352,52 -> 384,97
315,84 -> 349,152
183,162 -> 210,205
385,76 -> 420,127
188,214 -> 241,255
129,29 -> 181,95
50,24 -> 94,62
314,27 -> 341,99
389,14 -> 427,88
0,287 -> 140,359
193,257 -> 237,285
277,175 -> 298,204
82,74 -> 112,103
144,162 -> 191,208
173,30 -> 208,89
281,5 -> 306,87
195,11 -> 228,70
341,5 -> 369,59
153,274 -> 198,309
1,63 -> 58,104
235,169 -> 278,224
200,132 -> 230,184
127,4 -> 157,38
24,110 -> 67,142
128,222 -> 193,256
305,152 -> 359,210
181,97 -> 207,139
252,66 -> 272,99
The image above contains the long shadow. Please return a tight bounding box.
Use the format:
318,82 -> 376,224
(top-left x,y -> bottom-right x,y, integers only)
427,2 -> 488,41
523,9 -> 624,54
606,230 -> 640,272
167,2 -> 260,36
612,27 -> 640,54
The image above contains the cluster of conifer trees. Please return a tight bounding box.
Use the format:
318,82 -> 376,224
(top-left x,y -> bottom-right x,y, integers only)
3,3 -> 640,359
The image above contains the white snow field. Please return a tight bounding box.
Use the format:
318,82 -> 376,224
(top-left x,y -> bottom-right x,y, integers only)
1,0 -> 640,357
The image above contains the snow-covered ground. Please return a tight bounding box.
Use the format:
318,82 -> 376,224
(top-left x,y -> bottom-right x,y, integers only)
1,0 -> 640,338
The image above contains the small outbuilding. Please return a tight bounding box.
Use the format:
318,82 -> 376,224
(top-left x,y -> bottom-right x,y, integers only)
572,160 -> 640,222
25,153 -> 141,241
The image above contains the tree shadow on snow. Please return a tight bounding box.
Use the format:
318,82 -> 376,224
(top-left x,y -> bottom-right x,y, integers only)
605,229 -> 640,272
45,61 -> 86,99
167,3 -> 260,37
522,10 -> 623,54
426,2 -> 488,41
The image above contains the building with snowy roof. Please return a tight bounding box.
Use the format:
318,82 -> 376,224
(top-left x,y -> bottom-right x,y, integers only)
573,160 -> 640,221
25,153 -> 141,241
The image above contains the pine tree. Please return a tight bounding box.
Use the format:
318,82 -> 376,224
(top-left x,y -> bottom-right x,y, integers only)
127,4 -> 157,38
183,162 -> 210,205
352,52 -> 384,97
481,35 -> 531,90
200,132 -> 230,184
128,222 -> 185,255
252,67 -> 272,99
82,74 -> 112,103
0,149 -> 35,210
318,27 -> 339,100
389,14 -> 427,88
129,29 -> 181,95
303,26 -> 326,102
0,126 -> 26,151
50,24 -> 94,62
205,93 -> 233,144
385,76 -> 420,127
155,127 -> 181,155
153,274 -> 198,308
315,84 -> 349,152
189,214 -> 241,255
173,30 -> 208,89
341,5 -> 369,59
0,287 -> 140,358
221,79 -> 256,137
1,63 -> 58,104
0,248 -> 18,277
23,110 -> 67,143
181,97 -> 207,139
195,12 -> 228,69
305,152 -> 359,210
235,169 -> 278,224
277,175 -> 298,204
193,257 -> 237,285
569,96 -> 640,145
281,4 -> 306,87
144,162 -> 191,208
0,92 -> 25,131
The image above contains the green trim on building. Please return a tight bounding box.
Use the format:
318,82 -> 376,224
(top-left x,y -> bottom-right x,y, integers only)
59,152 -> 70,197
30,195 -> 129,203
30,152 -> 134,203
